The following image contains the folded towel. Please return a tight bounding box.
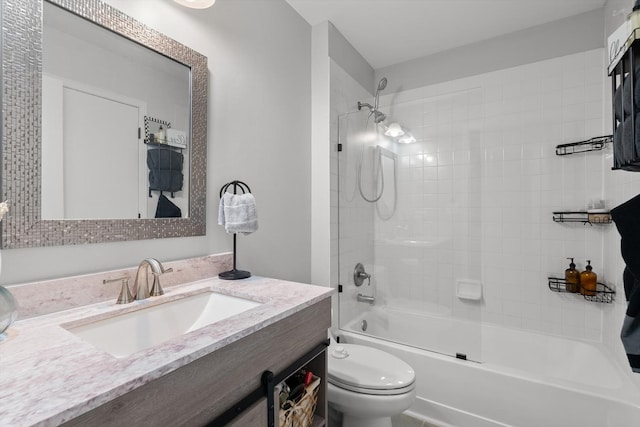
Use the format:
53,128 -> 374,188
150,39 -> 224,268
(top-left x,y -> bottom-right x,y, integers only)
611,193 -> 640,372
149,169 -> 183,192
147,149 -> 183,171
218,193 -> 258,235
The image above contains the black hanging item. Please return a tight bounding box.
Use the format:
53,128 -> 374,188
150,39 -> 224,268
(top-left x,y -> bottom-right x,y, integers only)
155,194 -> 182,218
147,148 -> 184,198
611,193 -> 640,372
219,180 -> 252,280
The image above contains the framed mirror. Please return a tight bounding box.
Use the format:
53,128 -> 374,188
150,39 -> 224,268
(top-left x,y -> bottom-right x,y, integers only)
1,0 -> 208,248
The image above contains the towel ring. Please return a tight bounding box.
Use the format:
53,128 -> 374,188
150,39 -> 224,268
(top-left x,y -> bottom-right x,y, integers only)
219,180 -> 251,198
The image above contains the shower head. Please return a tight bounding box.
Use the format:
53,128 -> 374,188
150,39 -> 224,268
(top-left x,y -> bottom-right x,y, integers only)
373,109 -> 386,124
376,77 -> 387,93
357,101 -> 387,124
374,77 -> 387,110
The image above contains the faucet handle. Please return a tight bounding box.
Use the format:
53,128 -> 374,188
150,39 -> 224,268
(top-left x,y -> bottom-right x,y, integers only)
104,276 -> 134,304
150,267 -> 173,297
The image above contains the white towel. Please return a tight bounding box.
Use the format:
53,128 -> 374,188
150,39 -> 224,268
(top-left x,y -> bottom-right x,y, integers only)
218,193 -> 258,235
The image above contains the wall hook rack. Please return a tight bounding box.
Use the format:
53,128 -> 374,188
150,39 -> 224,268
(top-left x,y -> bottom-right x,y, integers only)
219,180 -> 252,280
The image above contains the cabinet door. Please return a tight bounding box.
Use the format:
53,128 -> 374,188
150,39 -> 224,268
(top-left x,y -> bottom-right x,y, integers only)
228,399 -> 267,426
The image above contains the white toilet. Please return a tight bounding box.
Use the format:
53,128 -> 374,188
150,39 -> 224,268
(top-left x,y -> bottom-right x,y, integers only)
327,340 -> 416,427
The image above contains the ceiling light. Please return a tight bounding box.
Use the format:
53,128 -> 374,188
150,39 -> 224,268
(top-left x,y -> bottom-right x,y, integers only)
384,122 -> 404,138
174,0 -> 215,9
397,133 -> 416,144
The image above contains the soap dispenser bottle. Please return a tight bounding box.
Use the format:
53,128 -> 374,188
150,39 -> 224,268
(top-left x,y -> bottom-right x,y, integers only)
156,125 -> 165,143
564,258 -> 580,293
580,260 -> 598,296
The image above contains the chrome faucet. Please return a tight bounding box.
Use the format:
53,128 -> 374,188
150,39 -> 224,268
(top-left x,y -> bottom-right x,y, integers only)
133,258 -> 173,300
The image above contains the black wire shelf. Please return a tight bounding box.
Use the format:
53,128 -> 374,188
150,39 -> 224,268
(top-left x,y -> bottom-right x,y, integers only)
548,277 -> 615,303
552,211 -> 612,225
555,136 -> 612,156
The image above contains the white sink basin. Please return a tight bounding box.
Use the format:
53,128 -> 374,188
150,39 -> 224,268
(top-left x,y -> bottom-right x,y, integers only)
65,291 -> 262,358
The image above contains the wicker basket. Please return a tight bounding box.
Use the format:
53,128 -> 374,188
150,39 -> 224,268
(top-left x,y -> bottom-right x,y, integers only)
279,376 -> 321,427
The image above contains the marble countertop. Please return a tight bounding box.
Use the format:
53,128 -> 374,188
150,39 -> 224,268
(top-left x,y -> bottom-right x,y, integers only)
0,276 -> 333,426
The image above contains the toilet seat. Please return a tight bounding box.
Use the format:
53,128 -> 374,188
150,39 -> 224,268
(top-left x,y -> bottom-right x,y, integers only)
328,344 -> 415,396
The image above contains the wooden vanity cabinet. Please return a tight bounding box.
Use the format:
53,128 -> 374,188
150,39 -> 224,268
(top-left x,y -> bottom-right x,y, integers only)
63,298 -> 330,427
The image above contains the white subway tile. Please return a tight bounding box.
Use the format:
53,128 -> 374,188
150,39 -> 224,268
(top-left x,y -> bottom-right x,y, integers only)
332,50 -> 612,342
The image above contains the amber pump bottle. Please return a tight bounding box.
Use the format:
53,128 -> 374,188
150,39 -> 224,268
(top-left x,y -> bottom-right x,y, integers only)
564,258 -> 580,293
580,260 -> 597,296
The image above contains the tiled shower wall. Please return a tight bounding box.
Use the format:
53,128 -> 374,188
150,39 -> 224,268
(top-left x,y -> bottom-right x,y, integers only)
331,48 -> 632,344
373,87 -> 483,321
374,48 -> 608,341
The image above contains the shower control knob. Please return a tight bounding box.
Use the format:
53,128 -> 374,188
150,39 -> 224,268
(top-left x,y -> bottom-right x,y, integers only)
354,263 -> 371,287
332,346 -> 349,359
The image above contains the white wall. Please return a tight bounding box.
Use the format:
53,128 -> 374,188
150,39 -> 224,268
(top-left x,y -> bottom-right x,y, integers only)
310,22 -> 331,288
327,22 -> 374,94
2,0 -> 312,285
376,8 -> 605,94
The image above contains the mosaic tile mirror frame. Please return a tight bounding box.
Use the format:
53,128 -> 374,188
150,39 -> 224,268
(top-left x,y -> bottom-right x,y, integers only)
1,0 -> 208,248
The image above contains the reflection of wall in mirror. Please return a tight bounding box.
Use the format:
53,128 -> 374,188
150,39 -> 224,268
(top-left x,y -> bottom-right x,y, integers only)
42,3 -> 190,219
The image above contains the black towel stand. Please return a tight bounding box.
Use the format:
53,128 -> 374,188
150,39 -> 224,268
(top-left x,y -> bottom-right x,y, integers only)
219,180 -> 252,280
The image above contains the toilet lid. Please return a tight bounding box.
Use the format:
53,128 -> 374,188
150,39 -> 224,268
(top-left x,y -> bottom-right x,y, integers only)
328,344 -> 415,395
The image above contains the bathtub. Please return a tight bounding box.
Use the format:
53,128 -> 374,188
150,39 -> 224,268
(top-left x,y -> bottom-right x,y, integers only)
338,308 -> 640,427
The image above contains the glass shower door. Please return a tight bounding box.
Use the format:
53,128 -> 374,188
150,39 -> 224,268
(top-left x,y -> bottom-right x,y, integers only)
336,89 -> 484,362
336,110 -> 377,337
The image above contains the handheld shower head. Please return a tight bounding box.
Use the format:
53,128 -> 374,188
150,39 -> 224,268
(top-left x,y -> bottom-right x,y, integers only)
358,78 -> 388,124
374,77 -> 387,109
376,77 -> 388,93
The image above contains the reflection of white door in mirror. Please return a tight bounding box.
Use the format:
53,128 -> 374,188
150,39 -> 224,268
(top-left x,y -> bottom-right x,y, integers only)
42,75 -> 147,219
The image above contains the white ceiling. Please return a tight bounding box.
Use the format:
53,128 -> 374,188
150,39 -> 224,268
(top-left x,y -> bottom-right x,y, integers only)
285,0 -> 607,69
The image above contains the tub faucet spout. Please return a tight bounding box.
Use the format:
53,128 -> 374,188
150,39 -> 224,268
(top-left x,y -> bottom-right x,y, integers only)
357,293 -> 375,304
